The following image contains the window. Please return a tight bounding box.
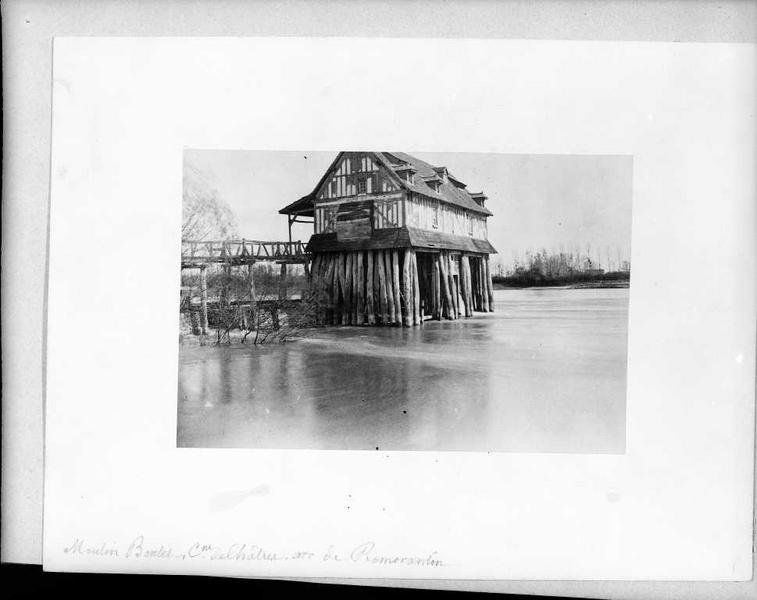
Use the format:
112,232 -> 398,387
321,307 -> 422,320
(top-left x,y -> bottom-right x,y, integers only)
467,214 -> 473,236
357,178 -> 367,195
432,202 -> 439,229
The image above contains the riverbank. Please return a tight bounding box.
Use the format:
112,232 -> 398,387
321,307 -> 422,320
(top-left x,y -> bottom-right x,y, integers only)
493,280 -> 629,290
492,272 -> 630,290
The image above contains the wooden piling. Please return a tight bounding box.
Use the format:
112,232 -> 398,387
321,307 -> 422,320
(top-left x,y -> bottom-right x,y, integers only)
247,263 -> 257,328
411,250 -> 421,325
448,253 -> 458,319
439,251 -> 454,319
402,249 -> 412,327
480,257 -> 489,312
355,251 -> 364,325
377,250 -> 389,323
366,250 -> 375,325
432,254 -> 442,320
324,255 -> 336,324
199,265 -> 209,335
344,252 -> 354,325
485,256 -> 494,312
383,250 -> 395,324
459,255 -> 469,317
464,255 -> 472,315
471,257 -> 480,311
279,263 -> 288,301
392,250 -> 402,325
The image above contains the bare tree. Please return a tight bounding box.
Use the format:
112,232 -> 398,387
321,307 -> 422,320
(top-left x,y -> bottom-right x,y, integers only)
182,161 -> 238,241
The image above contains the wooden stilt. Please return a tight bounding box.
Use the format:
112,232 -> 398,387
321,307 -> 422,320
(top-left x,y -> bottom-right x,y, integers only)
402,249 -> 412,327
448,253 -> 458,319
480,257 -> 489,312
373,250 -> 388,324
392,250 -> 402,325
366,250 -> 375,325
459,255 -> 468,317
336,253 -> 346,325
199,265 -> 209,335
247,263 -> 257,328
485,256 -> 494,312
279,263 -> 288,301
344,252 -> 353,325
384,250 -> 396,324
411,250 -> 421,325
465,256 -> 473,317
355,252 -> 364,325
471,257 -> 480,311
309,254 -> 321,325
324,255 -> 336,324
432,254 -> 442,320
439,251 -> 453,319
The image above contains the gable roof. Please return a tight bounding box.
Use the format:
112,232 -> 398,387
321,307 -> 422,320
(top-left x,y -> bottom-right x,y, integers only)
280,151 -> 493,216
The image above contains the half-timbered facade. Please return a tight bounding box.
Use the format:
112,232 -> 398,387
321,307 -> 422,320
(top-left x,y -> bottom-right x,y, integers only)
280,151 -> 496,326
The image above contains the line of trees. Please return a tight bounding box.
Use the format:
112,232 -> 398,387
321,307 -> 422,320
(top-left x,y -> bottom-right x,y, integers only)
491,245 -> 631,288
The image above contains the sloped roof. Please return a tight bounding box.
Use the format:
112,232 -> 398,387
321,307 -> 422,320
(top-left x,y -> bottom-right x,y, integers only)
280,151 -> 493,216
306,227 -> 497,254
278,194 -> 314,216
376,152 -> 493,216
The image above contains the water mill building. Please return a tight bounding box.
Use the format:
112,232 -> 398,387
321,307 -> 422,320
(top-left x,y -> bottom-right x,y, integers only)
279,151 -> 496,326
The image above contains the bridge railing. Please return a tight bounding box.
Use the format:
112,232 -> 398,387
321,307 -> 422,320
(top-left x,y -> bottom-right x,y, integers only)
181,239 -> 307,264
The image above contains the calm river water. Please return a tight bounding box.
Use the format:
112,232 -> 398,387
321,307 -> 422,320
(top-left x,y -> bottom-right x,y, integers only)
178,288 -> 628,453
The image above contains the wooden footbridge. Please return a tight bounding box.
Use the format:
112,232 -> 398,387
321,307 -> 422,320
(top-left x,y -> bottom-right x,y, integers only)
181,239 -> 309,269
181,239 -> 310,335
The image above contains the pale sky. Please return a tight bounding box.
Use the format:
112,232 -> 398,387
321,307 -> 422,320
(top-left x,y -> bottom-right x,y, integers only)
185,150 -> 632,269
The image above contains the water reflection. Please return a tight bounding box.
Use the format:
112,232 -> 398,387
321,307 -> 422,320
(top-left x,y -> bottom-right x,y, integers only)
178,288 -> 628,453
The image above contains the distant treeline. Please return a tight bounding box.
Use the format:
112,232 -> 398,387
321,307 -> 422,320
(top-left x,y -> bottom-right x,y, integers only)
493,248 -> 630,288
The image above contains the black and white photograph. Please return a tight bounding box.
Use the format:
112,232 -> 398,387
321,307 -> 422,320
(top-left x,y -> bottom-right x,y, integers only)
178,150 -> 632,453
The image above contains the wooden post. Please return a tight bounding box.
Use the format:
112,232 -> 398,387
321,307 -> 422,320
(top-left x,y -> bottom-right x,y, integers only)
311,254 -> 321,325
377,250 -> 389,323
279,263 -> 288,301
344,252 -> 353,325
448,253 -> 458,319
384,250 -> 396,324
402,249 -> 412,327
485,256 -> 494,312
323,255 -> 335,324
457,257 -> 464,316
366,250 -> 375,325
330,255 -> 340,325
304,258 -> 310,281
337,252 -> 347,325
480,257 -> 489,312
200,265 -> 209,335
392,250 -> 402,325
247,263 -> 257,329
432,254 -> 442,320
462,255 -> 472,317
356,251 -> 364,325
411,250 -> 421,325
439,251 -> 453,319
471,257 -> 480,311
